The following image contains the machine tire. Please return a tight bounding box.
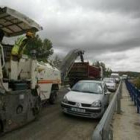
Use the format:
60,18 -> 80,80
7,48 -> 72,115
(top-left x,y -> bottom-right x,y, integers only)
0,121 -> 3,133
49,90 -> 57,104
33,97 -> 41,116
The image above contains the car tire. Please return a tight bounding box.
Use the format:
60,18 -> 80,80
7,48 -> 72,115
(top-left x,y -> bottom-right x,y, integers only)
104,103 -> 109,112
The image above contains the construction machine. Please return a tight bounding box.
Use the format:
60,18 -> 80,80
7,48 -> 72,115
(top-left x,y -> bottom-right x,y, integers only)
60,49 -> 103,87
0,7 -> 61,133
0,6 -> 102,134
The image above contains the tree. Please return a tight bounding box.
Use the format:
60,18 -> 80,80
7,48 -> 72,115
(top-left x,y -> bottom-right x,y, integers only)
133,76 -> 140,89
93,61 -> 112,77
52,55 -> 62,69
25,34 -> 53,61
105,68 -> 112,77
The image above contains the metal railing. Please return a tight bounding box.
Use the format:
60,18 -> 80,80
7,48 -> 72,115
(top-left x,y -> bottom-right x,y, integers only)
125,80 -> 140,113
92,81 -> 122,140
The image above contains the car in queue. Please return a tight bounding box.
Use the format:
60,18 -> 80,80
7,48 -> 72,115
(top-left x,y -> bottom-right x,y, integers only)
103,78 -> 117,92
110,73 -> 120,83
122,74 -> 128,80
61,80 -> 111,119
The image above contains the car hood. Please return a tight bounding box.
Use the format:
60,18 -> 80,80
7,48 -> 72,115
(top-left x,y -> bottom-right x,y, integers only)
65,91 -> 103,104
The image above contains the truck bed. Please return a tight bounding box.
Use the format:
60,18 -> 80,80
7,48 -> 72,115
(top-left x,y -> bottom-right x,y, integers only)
68,62 -> 101,87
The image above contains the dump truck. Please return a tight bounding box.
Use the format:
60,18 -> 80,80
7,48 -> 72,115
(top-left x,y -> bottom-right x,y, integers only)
60,49 -> 103,87
0,7 -> 61,133
68,62 -> 103,87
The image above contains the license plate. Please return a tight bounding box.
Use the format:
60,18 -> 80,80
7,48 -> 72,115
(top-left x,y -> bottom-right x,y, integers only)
71,107 -> 85,113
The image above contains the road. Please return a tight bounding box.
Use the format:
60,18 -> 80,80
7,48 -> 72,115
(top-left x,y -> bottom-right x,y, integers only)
1,87 -> 99,140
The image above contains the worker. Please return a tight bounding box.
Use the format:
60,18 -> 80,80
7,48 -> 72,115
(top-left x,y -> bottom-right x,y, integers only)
11,31 -> 34,61
10,31 -> 34,80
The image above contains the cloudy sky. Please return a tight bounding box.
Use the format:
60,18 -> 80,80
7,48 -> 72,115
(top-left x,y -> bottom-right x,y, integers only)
1,0 -> 140,72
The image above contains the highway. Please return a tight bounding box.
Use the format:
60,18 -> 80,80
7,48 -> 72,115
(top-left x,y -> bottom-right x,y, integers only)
1,87 -> 100,140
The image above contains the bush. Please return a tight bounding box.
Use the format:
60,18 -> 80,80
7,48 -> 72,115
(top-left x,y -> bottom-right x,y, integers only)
133,77 -> 140,89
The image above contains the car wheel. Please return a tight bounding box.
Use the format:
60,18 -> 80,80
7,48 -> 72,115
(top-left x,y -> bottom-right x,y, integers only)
104,103 -> 109,111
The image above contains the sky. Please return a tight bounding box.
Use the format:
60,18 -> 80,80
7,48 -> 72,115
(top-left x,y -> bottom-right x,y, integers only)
0,0 -> 140,72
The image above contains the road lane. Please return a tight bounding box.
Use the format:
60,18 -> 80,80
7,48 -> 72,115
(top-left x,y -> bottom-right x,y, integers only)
1,87 -> 99,140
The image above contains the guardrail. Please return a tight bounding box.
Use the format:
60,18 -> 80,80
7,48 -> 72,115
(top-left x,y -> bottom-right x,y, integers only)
92,81 -> 122,140
125,80 -> 140,113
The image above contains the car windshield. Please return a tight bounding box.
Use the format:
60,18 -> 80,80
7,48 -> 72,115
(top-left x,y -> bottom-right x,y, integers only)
104,79 -> 114,83
72,81 -> 103,94
111,75 -> 119,79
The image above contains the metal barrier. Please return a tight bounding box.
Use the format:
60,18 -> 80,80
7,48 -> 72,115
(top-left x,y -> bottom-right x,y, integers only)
125,80 -> 140,113
92,81 -> 122,140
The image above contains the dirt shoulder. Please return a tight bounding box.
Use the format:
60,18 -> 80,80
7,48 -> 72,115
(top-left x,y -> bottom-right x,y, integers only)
113,82 -> 140,140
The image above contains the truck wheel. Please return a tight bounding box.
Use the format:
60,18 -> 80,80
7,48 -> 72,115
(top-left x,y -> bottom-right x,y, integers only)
49,90 -> 57,104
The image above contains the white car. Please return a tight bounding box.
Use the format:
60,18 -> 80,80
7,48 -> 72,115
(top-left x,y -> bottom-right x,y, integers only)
61,80 -> 110,118
110,73 -> 120,83
103,78 -> 117,92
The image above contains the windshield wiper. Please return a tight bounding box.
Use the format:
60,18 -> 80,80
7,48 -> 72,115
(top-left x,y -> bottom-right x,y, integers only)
81,91 -> 97,94
72,89 -> 81,92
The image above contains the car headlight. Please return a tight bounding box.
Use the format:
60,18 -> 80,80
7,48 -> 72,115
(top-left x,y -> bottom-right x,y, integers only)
91,100 -> 101,107
62,96 -> 68,103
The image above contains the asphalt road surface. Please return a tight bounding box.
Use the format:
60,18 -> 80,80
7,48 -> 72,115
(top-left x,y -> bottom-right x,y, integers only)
1,87 -> 100,140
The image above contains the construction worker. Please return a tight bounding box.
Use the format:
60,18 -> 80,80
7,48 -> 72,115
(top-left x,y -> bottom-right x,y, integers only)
10,31 -> 34,80
11,31 -> 34,61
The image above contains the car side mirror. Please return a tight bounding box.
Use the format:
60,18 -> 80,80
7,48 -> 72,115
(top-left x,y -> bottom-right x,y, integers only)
105,91 -> 111,95
67,87 -> 71,91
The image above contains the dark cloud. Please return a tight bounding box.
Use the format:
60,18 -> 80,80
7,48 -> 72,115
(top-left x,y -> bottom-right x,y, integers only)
73,0 -> 140,17
1,0 -> 140,71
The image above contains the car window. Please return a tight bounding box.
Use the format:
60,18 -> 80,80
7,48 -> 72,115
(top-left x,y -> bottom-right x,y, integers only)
110,75 -> 120,79
72,82 -> 103,94
104,78 -> 115,83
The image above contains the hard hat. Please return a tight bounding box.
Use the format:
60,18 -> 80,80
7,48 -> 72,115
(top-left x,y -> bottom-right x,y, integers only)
26,31 -> 34,38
